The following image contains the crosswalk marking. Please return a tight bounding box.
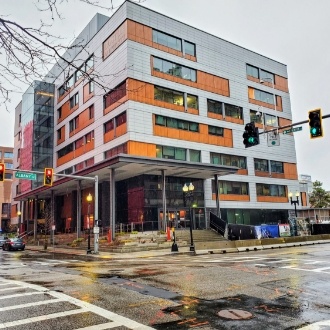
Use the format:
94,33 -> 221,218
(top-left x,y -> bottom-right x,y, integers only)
0,279 -> 155,329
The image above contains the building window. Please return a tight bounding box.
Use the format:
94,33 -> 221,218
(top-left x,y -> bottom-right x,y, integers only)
85,132 -> 94,143
264,113 -> 278,127
154,86 -> 184,106
153,57 -> 196,82
155,115 -> 199,132
75,137 -> 84,149
89,104 -> 94,119
116,112 -> 127,126
57,129 -> 62,140
5,162 -> 13,169
58,143 -> 74,158
211,153 -> 246,169
75,66 -> 83,82
69,116 -> 79,132
70,93 -> 79,108
249,87 -> 274,105
67,75 -> 75,89
250,110 -> 263,124
89,81 -> 94,93
270,161 -> 284,173
256,183 -> 286,197
254,158 -> 269,172
4,152 -> 13,158
207,99 -> 222,115
189,149 -> 201,162
58,84 -> 66,97
5,173 -> 12,179
246,64 -> 259,78
17,149 -> 20,160
104,143 -> 128,159
85,55 -> 94,71
224,103 -> 242,119
152,30 -> 182,52
260,69 -> 274,83
104,81 -> 126,109
208,125 -> 224,137
156,145 -> 186,161
187,94 -> 198,109
104,119 -> 114,133
57,107 -> 62,119
184,40 -> 196,56
212,180 -> 249,195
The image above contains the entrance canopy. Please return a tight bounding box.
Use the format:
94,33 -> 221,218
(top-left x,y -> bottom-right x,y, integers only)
15,154 -> 239,200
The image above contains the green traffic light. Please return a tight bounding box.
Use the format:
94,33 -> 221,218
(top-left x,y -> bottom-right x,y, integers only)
248,137 -> 255,143
311,127 -> 318,135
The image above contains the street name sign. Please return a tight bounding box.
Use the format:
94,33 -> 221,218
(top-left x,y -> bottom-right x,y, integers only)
15,172 -> 37,180
283,126 -> 303,134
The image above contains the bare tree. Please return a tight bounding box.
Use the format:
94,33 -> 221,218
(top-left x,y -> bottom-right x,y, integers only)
0,0 -> 145,110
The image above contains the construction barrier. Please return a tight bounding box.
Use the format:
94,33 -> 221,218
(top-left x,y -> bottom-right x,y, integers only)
261,237 -> 286,249
234,239 -> 262,252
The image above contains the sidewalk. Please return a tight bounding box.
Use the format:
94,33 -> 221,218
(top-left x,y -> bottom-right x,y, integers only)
26,244 -> 193,259
26,234 -> 330,260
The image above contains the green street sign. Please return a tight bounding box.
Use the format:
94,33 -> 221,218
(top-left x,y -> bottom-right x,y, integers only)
15,172 -> 37,181
283,126 -> 302,134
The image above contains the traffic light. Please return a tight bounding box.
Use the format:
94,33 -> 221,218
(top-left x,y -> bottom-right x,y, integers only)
243,122 -> 259,148
44,168 -> 53,186
0,163 -> 5,182
308,108 -> 323,139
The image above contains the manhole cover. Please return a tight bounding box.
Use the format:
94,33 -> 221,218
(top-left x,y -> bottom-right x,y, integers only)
218,309 -> 253,320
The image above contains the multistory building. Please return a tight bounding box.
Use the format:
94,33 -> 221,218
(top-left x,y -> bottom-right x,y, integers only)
0,146 -> 14,232
13,1 -> 301,235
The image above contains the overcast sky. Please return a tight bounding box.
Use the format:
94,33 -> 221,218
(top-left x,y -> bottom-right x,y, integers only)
2,0 -> 330,188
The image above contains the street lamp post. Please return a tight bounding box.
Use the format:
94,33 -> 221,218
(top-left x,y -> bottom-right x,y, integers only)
183,182 -> 195,253
17,211 -> 21,236
86,193 -> 92,254
289,191 -> 300,217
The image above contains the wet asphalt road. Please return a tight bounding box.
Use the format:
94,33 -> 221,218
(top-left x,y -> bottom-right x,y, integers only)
1,244 -> 330,329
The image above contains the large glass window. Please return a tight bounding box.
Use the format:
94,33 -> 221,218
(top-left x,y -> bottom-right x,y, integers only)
254,89 -> 274,105
156,145 -> 187,161
189,149 -> 201,162
246,64 -> 259,78
154,86 -> 184,106
256,184 -> 286,197
4,152 -> 13,158
208,125 -> 224,137
224,103 -> 242,119
264,113 -> 278,127
270,160 -> 284,173
187,94 -> 198,109
260,69 -> 274,83
104,81 -> 126,109
152,30 -> 182,51
155,115 -> 199,132
211,153 -> 246,169
212,180 -> 249,195
153,57 -> 196,82
254,158 -> 269,172
85,55 -> 94,71
250,110 -> 263,124
70,93 -> 79,108
5,162 -> 13,169
184,41 -> 196,56
207,99 -> 222,115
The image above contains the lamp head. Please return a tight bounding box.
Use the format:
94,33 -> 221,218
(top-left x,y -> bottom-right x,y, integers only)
182,184 -> 188,192
17,211 -> 21,216
87,193 -> 93,202
188,182 -> 195,191
289,192 -> 293,198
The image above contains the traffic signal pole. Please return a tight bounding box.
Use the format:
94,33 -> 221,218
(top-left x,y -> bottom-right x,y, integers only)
259,113 -> 330,136
13,169 -> 100,254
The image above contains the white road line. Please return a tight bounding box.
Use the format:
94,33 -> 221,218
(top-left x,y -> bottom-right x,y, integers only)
0,308 -> 88,328
0,298 -> 65,311
299,320 -> 330,329
0,292 -> 46,300
75,322 -> 125,329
